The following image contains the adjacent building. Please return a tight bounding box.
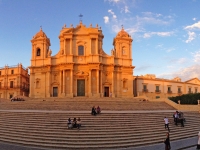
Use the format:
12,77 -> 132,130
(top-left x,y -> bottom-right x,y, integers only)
0,63 -> 29,99
133,74 -> 200,99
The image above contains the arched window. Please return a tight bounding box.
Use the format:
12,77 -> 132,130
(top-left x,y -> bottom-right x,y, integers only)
78,45 -> 84,56
36,48 -> 41,56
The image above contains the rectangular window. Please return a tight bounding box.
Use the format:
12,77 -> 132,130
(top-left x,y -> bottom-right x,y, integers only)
0,71 -> 1,75
195,88 -> 198,93
156,86 -> 160,92
11,70 -> 14,74
168,87 -> 171,92
10,81 -> 13,88
188,88 -> 191,93
143,85 -> 147,90
178,87 -> 181,93
0,82 -> 1,89
78,45 -> 84,55
156,96 -> 160,99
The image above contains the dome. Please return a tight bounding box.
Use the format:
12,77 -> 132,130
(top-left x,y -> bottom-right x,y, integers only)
33,28 -> 47,39
116,28 -> 130,38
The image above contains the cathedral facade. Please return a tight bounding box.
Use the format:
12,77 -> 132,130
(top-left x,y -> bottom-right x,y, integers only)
29,22 -> 134,98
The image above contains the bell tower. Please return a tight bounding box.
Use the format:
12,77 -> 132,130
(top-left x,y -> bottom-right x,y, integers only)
113,27 -> 133,66
30,28 -> 51,66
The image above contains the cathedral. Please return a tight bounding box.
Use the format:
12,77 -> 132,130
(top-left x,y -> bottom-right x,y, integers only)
29,21 -> 134,98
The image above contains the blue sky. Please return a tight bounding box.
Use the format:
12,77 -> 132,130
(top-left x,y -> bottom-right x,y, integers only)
0,0 -> 200,81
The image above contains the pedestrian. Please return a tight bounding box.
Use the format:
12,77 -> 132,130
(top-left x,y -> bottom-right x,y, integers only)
197,131 -> 200,150
164,132 -> 171,150
164,117 -> 170,132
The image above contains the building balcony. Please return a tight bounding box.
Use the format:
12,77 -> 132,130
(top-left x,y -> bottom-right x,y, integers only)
0,86 -> 29,92
142,89 -> 148,92
167,91 -> 172,94
155,90 -> 161,93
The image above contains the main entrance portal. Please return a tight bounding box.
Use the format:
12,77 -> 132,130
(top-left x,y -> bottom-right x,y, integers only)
77,79 -> 85,96
53,87 -> 58,97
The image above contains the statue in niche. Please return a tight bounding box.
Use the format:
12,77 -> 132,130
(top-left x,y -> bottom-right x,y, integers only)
48,49 -> 52,56
60,49 -> 64,55
111,49 -> 115,55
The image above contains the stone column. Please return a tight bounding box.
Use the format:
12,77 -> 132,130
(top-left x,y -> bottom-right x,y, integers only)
89,69 -> 92,97
63,70 -> 65,96
70,69 -> 73,97
70,39 -> 72,55
64,39 -> 66,55
100,70 -> 103,97
96,39 -> 98,55
48,71 -> 51,97
112,71 -> 115,97
60,71 -> 62,95
96,69 -> 99,97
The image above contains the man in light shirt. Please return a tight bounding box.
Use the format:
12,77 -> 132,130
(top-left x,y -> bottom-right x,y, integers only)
164,117 -> 170,132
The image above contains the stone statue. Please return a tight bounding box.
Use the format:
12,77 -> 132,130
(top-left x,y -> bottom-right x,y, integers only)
111,49 -> 115,55
48,49 -> 52,56
60,49 -> 64,55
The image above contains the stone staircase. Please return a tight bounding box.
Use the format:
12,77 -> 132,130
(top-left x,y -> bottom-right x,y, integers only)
0,97 -> 175,110
0,111 -> 200,149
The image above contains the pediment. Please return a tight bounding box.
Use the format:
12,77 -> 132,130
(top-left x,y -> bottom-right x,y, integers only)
185,78 -> 200,84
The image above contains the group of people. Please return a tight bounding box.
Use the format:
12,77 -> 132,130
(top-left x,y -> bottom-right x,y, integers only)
91,106 -> 101,116
173,110 -> 184,127
11,97 -> 25,101
67,117 -> 81,129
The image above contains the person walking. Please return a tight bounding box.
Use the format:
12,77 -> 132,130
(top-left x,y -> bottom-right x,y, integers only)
164,117 -> 170,132
164,132 -> 171,150
197,131 -> 200,149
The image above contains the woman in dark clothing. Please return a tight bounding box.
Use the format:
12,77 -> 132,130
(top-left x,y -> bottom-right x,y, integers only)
72,118 -> 77,128
164,132 -> 171,150
91,106 -> 97,115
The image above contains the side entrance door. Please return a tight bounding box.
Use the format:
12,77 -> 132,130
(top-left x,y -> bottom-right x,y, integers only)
53,87 -> 58,97
77,79 -> 85,96
104,87 -> 109,97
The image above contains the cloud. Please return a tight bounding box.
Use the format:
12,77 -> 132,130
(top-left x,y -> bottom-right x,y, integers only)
166,48 -> 175,53
107,0 -> 121,3
185,31 -> 196,43
103,16 -> 109,24
143,31 -> 174,38
108,9 -> 117,19
193,18 -> 197,21
185,21 -> 200,30
121,6 -> 130,13
135,65 -> 152,71
192,50 -> 200,63
158,64 -> 200,81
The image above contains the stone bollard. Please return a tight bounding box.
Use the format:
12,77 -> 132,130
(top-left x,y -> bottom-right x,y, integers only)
178,100 -> 180,104
198,100 -> 200,105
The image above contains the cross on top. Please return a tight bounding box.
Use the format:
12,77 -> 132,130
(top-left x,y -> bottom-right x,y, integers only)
121,25 -> 124,29
79,14 -> 83,22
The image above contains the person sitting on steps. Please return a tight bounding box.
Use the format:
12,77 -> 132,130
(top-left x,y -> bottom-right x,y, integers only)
67,118 -> 72,129
91,106 -> 97,116
77,118 -> 81,129
96,106 -> 101,114
72,118 -> 77,128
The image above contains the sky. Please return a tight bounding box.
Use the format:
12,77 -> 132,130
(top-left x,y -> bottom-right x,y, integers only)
0,0 -> 200,81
